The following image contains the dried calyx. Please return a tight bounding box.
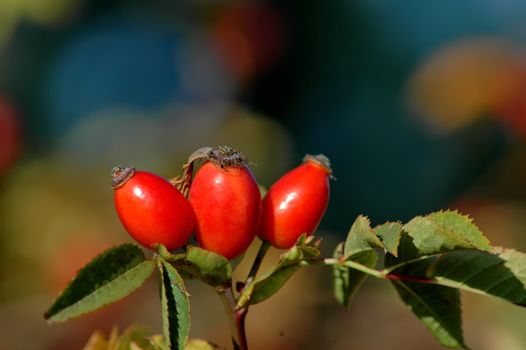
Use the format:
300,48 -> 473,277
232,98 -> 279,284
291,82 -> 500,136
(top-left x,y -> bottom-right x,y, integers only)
111,165 -> 135,189
207,146 -> 248,168
303,154 -> 333,175
171,146 -> 249,196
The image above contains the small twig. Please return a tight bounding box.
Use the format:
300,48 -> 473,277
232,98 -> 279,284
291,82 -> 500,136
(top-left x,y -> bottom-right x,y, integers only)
216,285 -> 248,350
235,308 -> 248,350
222,240 -> 272,350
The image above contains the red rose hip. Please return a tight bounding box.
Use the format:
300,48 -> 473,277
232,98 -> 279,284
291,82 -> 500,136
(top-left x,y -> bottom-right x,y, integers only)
258,154 -> 331,249
112,166 -> 194,250
189,147 -> 261,260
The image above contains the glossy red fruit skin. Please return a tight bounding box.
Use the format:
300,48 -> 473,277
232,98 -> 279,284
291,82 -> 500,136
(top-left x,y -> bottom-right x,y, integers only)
113,170 -> 194,251
189,161 -> 261,260
258,159 -> 330,249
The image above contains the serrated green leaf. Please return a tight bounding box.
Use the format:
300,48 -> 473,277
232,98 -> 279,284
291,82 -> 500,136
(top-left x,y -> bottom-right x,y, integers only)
391,279 -> 466,349
238,260 -> 293,308
240,242 -> 319,307
249,265 -> 300,305
237,239 -> 320,308
333,243 -> 378,308
403,210 -> 491,256
158,259 -> 190,350
344,215 -> 384,257
279,245 -> 303,262
184,339 -> 219,350
185,246 -> 231,286
385,237 -> 467,349
45,244 -> 155,323
155,244 -> 186,263
281,245 -> 320,263
374,222 -> 402,257
427,248 -> 526,306
333,263 -> 349,306
294,233 -> 309,246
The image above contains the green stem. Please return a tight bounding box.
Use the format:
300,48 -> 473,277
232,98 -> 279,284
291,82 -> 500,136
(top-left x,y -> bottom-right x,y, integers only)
343,260 -> 384,278
303,258 -> 384,279
216,285 -> 248,350
246,241 -> 271,283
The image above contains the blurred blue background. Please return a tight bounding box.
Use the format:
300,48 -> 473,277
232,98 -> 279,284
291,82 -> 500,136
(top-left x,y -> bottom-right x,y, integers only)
2,1 -> 526,349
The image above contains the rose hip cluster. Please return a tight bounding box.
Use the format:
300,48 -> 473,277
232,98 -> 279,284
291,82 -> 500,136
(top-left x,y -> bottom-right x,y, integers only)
111,146 -> 332,259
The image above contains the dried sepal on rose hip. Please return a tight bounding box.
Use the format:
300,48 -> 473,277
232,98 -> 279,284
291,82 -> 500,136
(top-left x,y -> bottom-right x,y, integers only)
112,165 -> 195,251
188,146 -> 262,260
258,154 -> 332,249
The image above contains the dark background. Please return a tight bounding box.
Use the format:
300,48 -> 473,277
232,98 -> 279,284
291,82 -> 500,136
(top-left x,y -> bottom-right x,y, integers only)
1,1 -> 526,349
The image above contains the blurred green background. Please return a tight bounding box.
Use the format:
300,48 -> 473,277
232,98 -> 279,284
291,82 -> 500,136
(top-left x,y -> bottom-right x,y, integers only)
2,0 -> 526,349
